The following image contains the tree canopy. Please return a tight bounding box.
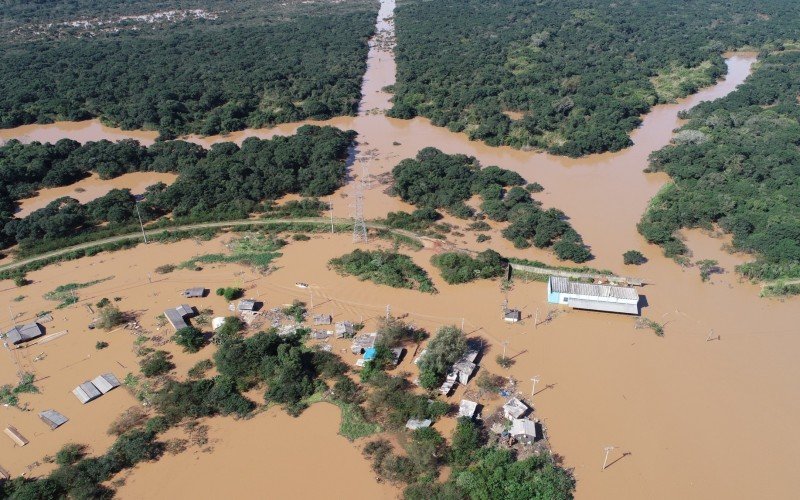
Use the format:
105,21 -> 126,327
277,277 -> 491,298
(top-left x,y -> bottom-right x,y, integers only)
390,0 -> 800,156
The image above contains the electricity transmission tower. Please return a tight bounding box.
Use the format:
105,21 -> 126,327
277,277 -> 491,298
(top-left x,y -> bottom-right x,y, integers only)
352,161 -> 369,243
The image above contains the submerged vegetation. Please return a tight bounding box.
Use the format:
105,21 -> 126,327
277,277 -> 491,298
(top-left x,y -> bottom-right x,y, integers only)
639,51 -> 800,291
0,126 -> 355,254
329,249 -> 437,294
0,0 -> 377,138
431,250 -> 506,284
391,0 -> 800,156
392,148 -> 592,262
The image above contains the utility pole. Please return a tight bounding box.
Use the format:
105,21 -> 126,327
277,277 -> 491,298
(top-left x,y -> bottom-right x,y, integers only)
352,162 -> 368,243
329,196 -> 334,234
385,304 -> 391,320
501,340 -> 509,358
602,446 -> 616,471
461,317 -> 465,331
531,375 -> 540,397
706,329 -> 714,342
310,291 -> 314,310
135,200 -> 148,243
534,307 -> 540,329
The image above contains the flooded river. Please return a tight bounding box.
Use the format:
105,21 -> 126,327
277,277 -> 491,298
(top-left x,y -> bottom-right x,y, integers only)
1,0 -> 797,498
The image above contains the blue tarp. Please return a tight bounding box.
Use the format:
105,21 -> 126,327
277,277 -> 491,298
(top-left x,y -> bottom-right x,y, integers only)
363,347 -> 377,361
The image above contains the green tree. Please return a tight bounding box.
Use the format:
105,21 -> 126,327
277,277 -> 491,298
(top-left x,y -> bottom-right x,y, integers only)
173,326 -> 206,353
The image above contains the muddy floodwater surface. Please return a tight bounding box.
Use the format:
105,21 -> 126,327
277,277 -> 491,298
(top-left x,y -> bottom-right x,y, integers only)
0,0 -> 797,498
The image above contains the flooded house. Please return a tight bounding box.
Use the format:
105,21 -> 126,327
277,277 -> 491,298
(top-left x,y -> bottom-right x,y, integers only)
459,399 -> 478,419
405,419 -> 432,430
313,314 -> 333,326
335,321 -> 355,338
503,397 -> 530,420
72,381 -> 102,404
351,332 -> 379,354
510,418 -> 538,444
237,299 -> 258,312
182,287 -> 206,298
547,276 -> 640,315
39,410 -> 69,430
4,323 -> 44,345
164,304 -> 195,330
91,373 -> 121,394
504,309 -> 522,323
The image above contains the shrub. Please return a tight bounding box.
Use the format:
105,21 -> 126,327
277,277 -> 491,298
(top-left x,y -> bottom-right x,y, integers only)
476,371 -> 504,393
108,406 -> 149,436
13,275 -> 30,287
449,417 -> 483,466
95,341 -> 109,350
476,234 -> 491,242
623,250 -> 647,265
431,249 -> 505,284
154,264 -> 176,274
173,326 -> 206,353
329,249 -> 437,293
95,297 -> 111,308
216,287 -> 244,301
140,351 -> 175,377
292,233 -> 311,241
496,355 -> 514,368
55,444 -> 87,466
187,359 -> 214,379
96,305 -> 125,330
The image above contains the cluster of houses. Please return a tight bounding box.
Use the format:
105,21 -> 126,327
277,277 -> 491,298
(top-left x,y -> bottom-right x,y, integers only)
497,397 -> 538,444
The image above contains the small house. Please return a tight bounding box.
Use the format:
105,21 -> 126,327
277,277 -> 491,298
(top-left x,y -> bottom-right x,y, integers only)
405,419 -> 432,430
311,330 -> 330,340
390,347 -> 404,366
182,287 -> 206,298
335,321 -> 355,338
164,304 -> 195,330
504,309 -> 522,323
459,399 -> 478,419
547,276 -> 639,315
4,426 -> 28,447
238,299 -> 258,312
510,418 -> 538,444
503,397 -> 529,420
72,381 -> 102,404
39,410 -> 69,430
351,332 -> 379,354
91,373 -> 120,394
4,323 -> 44,345
313,314 -> 333,326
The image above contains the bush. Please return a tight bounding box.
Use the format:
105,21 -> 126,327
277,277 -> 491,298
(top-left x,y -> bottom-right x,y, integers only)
96,305 -> 125,330
140,350 -> 175,377
291,233 -> 311,241
476,234 -> 491,242
449,417 -> 483,466
13,275 -> 30,287
431,250 -> 505,284
55,444 -> 86,466
95,341 -> 109,350
476,371 -> 504,393
173,326 -> 206,353
108,406 -> 149,436
282,300 -> 307,323
623,250 -> 647,265
95,297 -> 111,308
496,355 -> 514,368
332,376 -> 363,405
187,359 -> 214,379
216,287 -> 244,301
154,264 -> 176,274
329,249 -> 437,293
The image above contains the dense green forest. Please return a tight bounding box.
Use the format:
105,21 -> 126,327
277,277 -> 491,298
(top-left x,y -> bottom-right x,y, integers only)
391,0 -> 800,156
0,0 -> 376,138
639,51 -> 800,285
0,125 -> 355,251
392,148 -> 592,262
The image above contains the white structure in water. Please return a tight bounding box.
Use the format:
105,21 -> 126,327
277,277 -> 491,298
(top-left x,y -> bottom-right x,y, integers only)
547,276 -> 639,315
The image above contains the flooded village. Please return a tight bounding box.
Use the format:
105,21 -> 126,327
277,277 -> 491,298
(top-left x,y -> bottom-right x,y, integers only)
1,0 -> 800,499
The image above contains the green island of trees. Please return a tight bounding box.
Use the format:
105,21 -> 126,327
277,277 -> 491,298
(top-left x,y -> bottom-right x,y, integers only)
431,250 -> 506,285
329,249 -> 437,294
392,148 -> 592,262
639,51 -> 800,292
390,0 -> 800,156
0,125 -> 355,253
0,0 -> 377,139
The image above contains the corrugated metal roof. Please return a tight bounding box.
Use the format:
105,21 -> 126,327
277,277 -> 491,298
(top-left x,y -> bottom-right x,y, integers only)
510,418 -> 538,439
182,287 -> 205,298
91,373 -> 120,394
72,382 -> 101,404
164,308 -> 188,330
569,298 -> 639,315
5,323 -> 44,345
39,410 -> 69,429
459,399 -> 478,418
549,276 -> 639,301
503,398 -> 529,419
406,419 -> 432,430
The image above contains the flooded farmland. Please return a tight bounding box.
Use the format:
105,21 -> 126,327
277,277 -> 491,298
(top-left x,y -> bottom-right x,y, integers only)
0,0 -> 798,498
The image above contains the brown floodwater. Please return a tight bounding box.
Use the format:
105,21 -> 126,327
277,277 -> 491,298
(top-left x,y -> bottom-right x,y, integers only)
0,0 -> 794,496
15,172 -> 177,218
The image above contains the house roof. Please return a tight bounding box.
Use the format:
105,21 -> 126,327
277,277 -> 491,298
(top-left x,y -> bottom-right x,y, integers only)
5,323 -> 44,345
182,287 -> 205,298
549,276 -> 639,301
39,409 -> 69,429
91,373 -> 120,394
505,309 -> 522,320
510,418 -> 538,439
405,419 -> 432,430
72,382 -> 102,404
503,398 -> 529,419
313,314 -> 332,325
238,300 -> 257,311
459,399 -> 478,418
164,307 -> 189,330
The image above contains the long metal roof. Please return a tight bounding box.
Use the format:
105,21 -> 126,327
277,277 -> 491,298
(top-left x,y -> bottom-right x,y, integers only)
569,298 -> 639,315
549,276 -> 639,301
5,323 -> 44,344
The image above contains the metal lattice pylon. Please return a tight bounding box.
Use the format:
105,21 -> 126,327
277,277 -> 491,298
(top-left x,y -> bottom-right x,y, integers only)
352,163 -> 369,243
